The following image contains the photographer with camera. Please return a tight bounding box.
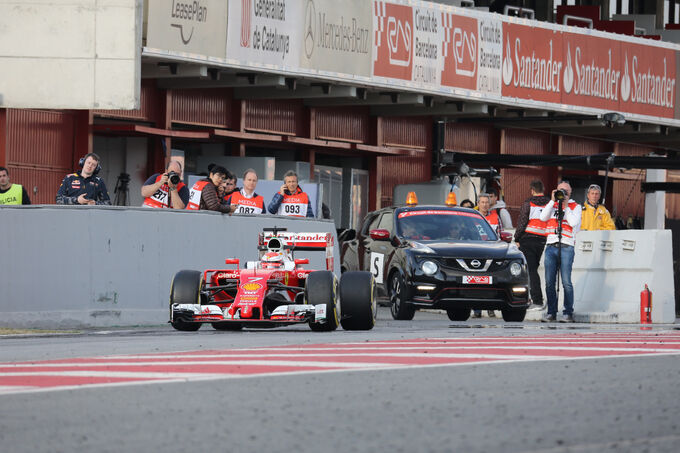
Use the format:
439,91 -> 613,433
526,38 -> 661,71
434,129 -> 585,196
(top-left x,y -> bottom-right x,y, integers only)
141,160 -> 189,209
539,181 -> 582,322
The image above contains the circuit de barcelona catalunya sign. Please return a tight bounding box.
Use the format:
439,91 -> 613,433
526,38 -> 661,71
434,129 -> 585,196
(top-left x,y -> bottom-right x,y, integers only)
144,0 -> 680,125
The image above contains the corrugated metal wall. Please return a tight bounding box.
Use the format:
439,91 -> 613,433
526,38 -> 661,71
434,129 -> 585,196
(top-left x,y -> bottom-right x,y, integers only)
611,173 -> 646,220
94,79 -> 159,122
381,117 -> 429,149
315,107 -> 371,143
559,135 -> 610,156
245,99 -> 305,136
445,123 -> 497,154
378,153 -> 431,208
502,129 -> 551,155
5,109 -> 75,204
171,88 -> 234,128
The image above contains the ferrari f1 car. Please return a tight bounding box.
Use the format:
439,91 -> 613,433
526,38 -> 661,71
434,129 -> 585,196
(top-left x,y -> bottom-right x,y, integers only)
170,227 -> 376,331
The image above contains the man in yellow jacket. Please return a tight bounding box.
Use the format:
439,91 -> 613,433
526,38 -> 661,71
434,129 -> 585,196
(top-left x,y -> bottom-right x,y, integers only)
581,184 -> 615,230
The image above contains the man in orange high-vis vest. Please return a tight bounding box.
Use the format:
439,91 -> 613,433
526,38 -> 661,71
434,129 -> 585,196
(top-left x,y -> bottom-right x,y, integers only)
267,170 -> 314,218
539,181 -> 582,323
472,193 -> 498,319
514,180 -> 550,309
141,161 -> 189,209
226,168 -> 266,215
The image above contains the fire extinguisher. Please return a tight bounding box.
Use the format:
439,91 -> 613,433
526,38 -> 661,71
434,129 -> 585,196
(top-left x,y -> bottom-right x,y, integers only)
640,284 -> 653,324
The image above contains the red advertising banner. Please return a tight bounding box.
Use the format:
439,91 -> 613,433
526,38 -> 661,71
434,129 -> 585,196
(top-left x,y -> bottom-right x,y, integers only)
373,1 -> 413,80
502,22 -> 677,119
501,23 -> 562,104
441,12 -> 478,91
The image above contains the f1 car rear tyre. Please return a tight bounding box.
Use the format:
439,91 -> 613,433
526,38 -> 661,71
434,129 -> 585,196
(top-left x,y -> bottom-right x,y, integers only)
305,271 -> 339,332
446,308 -> 471,321
339,271 -> 376,330
389,272 -> 416,320
211,322 -> 243,331
169,270 -> 203,332
501,309 -> 526,322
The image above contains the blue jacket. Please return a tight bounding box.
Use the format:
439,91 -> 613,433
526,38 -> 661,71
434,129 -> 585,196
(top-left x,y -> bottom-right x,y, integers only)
267,189 -> 314,217
56,172 -> 111,205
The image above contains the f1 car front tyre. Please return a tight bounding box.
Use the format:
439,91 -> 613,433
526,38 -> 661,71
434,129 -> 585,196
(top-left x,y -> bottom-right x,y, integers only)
447,308 -> 471,321
339,271 -> 376,330
389,272 -> 416,321
169,270 -> 203,332
305,271 -> 339,332
501,309 -> 527,322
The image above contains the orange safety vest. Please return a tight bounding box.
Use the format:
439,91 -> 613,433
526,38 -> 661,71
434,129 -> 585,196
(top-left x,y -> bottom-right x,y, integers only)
484,210 -> 501,234
228,190 -> 265,214
186,180 -> 210,210
277,190 -> 310,217
524,202 -> 549,236
142,174 -> 186,208
545,200 -> 578,239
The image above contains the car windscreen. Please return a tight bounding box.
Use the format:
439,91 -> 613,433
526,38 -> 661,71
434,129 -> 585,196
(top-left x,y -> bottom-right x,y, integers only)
396,210 -> 497,241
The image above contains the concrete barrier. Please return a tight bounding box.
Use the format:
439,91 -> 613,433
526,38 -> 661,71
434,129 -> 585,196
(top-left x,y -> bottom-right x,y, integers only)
0,206 -> 338,328
523,229 -> 675,323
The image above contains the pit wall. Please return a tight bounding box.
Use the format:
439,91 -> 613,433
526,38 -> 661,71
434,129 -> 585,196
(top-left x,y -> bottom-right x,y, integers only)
523,229 -> 675,323
0,206 -> 338,329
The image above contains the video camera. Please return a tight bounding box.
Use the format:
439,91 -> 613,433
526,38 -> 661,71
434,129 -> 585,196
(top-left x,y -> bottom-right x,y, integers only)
167,171 -> 180,185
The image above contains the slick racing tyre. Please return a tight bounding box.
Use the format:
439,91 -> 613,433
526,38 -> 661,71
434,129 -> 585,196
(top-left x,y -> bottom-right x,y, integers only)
446,308 -> 471,321
501,309 -> 527,322
305,271 -> 339,332
389,272 -> 415,320
339,271 -> 376,331
169,270 -> 203,332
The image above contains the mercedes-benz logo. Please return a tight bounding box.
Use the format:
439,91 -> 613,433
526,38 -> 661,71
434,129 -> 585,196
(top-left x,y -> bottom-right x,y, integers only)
470,259 -> 481,268
304,0 -> 315,59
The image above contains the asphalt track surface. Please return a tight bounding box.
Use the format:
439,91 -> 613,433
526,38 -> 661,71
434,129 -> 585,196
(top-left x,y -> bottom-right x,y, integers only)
1,308 -> 679,453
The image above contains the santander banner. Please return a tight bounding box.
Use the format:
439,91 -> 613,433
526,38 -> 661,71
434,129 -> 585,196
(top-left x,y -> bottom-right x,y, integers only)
502,22 -> 677,119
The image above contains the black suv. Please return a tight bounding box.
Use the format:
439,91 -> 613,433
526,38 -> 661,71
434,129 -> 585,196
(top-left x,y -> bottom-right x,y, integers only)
340,205 -> 530,322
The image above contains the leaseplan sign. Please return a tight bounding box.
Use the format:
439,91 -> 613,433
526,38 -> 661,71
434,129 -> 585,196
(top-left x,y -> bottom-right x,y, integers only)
147,0 -> 228,58
502,22 -> 677,120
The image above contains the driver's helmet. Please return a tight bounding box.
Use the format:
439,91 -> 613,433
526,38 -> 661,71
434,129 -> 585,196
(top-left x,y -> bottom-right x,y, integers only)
262,250 -> 284,268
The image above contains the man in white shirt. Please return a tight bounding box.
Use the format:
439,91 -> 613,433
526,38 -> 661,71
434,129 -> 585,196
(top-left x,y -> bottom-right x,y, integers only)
539,181 -> 582,323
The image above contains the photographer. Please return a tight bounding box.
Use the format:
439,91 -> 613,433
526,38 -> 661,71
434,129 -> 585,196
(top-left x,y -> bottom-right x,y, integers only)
539,181 -> 582,322
141,160 -> 189,209
267,170 -> 314,217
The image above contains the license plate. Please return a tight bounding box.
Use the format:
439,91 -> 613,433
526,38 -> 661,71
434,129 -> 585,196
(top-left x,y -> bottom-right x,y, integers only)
463,276 -> 492,284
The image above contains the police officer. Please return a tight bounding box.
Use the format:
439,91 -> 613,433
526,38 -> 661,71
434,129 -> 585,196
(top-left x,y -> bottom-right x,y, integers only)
267,170 -> 314,217
141,160 -> 189,209
56,153 -> 111,205
0,167 -> 31,205
581,184 -> 616,230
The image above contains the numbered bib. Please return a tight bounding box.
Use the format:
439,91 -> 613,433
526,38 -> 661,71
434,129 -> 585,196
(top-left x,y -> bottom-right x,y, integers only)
278,201 -> 307,217
235,204 -> 263,214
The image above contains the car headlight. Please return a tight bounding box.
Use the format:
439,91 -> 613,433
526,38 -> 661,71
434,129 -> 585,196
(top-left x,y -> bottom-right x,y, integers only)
421,260 -> 438,276
510,262 -> 522,276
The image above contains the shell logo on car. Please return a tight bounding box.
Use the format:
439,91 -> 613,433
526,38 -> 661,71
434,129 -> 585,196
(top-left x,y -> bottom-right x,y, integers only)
242,282 -> 262,291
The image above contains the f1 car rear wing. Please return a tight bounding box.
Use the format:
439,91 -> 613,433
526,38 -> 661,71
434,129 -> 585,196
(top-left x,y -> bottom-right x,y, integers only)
259,230 -> 335,271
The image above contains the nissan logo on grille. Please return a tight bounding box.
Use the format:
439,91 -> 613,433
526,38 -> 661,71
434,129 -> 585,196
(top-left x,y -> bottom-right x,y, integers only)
470,259 -> 482,268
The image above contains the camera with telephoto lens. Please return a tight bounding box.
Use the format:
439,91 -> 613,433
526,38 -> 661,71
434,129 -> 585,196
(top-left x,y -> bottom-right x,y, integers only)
167,171 -> 180,185
554,189 -> 567,201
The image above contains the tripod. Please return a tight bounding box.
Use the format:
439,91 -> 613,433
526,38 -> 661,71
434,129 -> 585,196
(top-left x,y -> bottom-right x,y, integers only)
113,172 -> 130,206
555,199 -> 565,313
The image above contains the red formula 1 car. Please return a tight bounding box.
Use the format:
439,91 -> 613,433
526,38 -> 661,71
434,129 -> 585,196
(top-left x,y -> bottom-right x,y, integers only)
169,227 -> 376,331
